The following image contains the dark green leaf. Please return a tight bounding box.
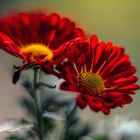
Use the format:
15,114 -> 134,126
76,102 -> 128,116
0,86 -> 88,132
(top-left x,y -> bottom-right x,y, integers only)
6,134 -> 24,140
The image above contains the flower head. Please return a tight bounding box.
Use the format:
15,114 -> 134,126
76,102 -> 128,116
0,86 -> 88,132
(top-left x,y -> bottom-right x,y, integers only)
56,35 -> 139,114
0,12 -> 85,83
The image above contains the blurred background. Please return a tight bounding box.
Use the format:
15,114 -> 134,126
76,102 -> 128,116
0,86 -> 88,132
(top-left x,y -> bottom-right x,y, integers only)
0,0 -> 140,140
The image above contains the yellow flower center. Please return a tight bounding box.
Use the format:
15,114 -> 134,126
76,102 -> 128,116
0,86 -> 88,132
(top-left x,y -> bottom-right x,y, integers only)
77,72 -> 104,96
20,44 -> 53,64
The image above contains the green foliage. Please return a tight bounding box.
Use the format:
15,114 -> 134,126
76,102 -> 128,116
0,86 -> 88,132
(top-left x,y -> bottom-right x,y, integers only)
61,105 -> 91,140
6,134 -> 24,140
20,97 -> 37,119
92,135 -> 109,140
21,77 -> 34,98
6,69 -> 92,140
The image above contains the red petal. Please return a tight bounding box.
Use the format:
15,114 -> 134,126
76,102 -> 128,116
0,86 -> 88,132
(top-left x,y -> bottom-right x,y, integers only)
47,30 -> 56,43
103,98 -> 113,107
106,92 -> 124,98
123,94 -> 133,104
53,18 -> 75,45
104,102 -> 113,108
100,47 -> 125,79
76,95 -> 88,109
101,107 -> 110,115
74,28 -> 85,37
117,84 -> 140,91
93,41 -> 106,69
0,32 -> 20,57
85,35 -> 98,71
13,71 -> 21,84
113,76 -> 138,87
88,97 -> 104,111
47,13 -> 60,27
53,38 -> 88,65
126,91 -> 135,94
113,94 -> 132,106
110,55 -> 130,73
96,42 -> 113,74
0,32 -> 13,42
90,35 -> 98,49
105,76 -> 138,88
12,62 -> 28,84
0,12 -> 86,51
60,81 -> 77,92
111,66 -> 136,80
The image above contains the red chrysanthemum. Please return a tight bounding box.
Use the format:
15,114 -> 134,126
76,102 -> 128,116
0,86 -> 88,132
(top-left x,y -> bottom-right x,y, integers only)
0,12 -> 85,83
55,35 -> 139,115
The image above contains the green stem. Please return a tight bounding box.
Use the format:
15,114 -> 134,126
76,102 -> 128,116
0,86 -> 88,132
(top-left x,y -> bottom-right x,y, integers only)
33,68 -> 44,140
61,104 -> 77,140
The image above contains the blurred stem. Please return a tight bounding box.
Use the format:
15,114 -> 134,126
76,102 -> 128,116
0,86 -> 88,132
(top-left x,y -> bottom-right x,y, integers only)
61,104 -> 77,140
33,68 -> 44,140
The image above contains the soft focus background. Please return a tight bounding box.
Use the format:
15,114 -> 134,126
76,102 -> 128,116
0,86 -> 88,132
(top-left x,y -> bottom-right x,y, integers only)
0,0 -> 140,139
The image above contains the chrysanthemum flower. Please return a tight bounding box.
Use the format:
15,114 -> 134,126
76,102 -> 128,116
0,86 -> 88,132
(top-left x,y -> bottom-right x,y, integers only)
0,12 -> 85,83
56,35 -> 139,114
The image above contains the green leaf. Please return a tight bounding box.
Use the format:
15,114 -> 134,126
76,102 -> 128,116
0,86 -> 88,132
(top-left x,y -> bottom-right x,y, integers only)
62,105 -> 91,140
42,95 -> 73,113
43,117 -> 54,134
20,77 -> 34,98
20,97 -> 37,118
37,82 -> 56,89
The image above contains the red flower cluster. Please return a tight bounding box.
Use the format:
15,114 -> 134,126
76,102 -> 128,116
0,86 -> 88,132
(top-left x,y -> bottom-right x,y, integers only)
0,12 -> 139,114
0,12 -> 85,83
55,35 -> 139,114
